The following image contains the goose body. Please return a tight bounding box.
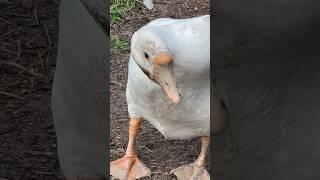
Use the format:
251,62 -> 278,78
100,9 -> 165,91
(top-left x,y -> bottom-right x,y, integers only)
126,15 -> 210,139
111,15 -> 212,180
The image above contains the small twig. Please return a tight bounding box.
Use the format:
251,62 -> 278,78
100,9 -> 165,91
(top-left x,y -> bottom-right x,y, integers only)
111,80 -> 125,87
1,27 -> 22,37
110,89 -> 117,93
34,170 -> 52,175
0,16 -> 12,24
1,61 -> 44,78
16,39 -> 21,60
37,50 -> 45,68
25,151 -> 53,156
150,171 -> 172,176
34,0 -> 39,25
25,34 -> 38,47
28,67 -> 43,77
0,91 -> 24,100
0,46 -> 16,56
10,150 -> 28,163
9,80 -> 21,86
142,145 -> 153,153
6,12 -> 33,18
114,21 -> 124,29
43,23 -> 51,65
26,77 -> 34,99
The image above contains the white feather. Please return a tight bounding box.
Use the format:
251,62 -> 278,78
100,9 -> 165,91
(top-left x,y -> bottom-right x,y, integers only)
143,0 -> 154,10
127,15 -> 210,139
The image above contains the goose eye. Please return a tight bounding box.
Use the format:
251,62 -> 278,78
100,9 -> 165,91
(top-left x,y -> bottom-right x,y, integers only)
144,52 -> 149,59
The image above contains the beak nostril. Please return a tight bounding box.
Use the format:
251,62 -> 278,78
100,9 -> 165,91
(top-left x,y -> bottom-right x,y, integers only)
165,82 -> 168,86
179,92 -> 181,96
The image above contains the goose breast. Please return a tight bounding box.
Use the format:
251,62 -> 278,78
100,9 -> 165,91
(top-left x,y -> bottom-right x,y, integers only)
127,15 -> 210,140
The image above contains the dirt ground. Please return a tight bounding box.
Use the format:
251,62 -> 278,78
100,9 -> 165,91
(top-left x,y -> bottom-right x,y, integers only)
0,0 -> 63,179
1,0 -> 210,179
0,0 -> 108,179
110,0 -> 210,179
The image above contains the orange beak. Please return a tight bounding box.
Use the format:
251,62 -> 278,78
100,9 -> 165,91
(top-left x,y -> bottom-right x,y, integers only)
151,54 -> 181,104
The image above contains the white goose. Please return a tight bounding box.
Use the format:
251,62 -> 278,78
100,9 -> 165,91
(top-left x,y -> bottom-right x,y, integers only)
111,15 -> 219,180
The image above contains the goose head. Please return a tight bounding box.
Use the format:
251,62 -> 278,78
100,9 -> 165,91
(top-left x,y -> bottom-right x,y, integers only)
131,29 -> 181,104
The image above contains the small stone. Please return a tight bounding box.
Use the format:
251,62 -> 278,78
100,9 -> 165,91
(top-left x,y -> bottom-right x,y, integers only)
22,0 -> 33,9
144,0 -> 154,10
110,148 -> 125,157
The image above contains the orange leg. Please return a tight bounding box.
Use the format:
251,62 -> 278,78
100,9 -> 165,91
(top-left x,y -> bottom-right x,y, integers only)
171,136 -> 210,180
191,136 -> 210,179
110,117 -> 151,180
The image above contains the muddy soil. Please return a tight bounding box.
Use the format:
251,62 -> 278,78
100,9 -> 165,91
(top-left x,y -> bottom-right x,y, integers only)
0,0 -> 62,179
0,0 -> 108,179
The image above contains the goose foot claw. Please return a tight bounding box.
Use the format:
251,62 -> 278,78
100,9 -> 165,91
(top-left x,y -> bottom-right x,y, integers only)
110,156 -> 151,180
170,163 -> 210,180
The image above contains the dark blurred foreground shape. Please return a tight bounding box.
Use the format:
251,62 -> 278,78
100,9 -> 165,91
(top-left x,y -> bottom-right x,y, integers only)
51,0 -> 108,178
214,0 -> 320,179
82,0 -> 109,35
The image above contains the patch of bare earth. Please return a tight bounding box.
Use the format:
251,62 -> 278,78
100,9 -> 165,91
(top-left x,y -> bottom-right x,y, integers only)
110,1 -> 210,179
0,0 -> 62,179
0,0 -> 109,179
